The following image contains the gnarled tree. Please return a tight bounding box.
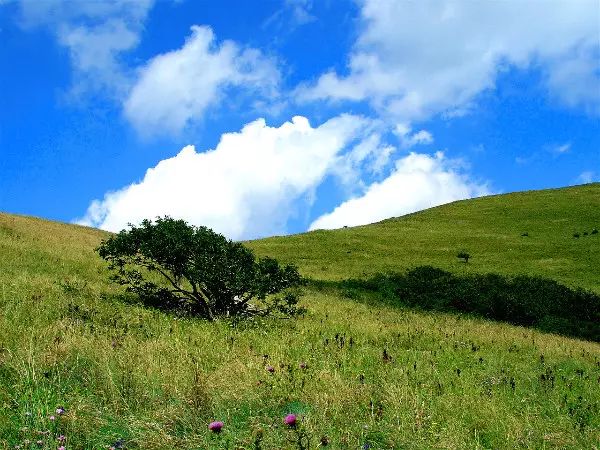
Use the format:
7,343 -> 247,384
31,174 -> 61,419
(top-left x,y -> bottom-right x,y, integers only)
97,217 -> 302,319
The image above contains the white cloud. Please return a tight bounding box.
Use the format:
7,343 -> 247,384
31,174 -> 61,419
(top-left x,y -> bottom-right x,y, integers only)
77,114 -> 373,239
574,171 -> 597,184
309,152 -> 489,230
551,143 -> 572,154
394,123 -> 434,148
545,45 -> 600,115
124,25 -> 280,135
329,132 -> 396,190
297,0 -> 600,120
263,0 -> 315,31
284,0 -> 316,26
18,0 -> 153,98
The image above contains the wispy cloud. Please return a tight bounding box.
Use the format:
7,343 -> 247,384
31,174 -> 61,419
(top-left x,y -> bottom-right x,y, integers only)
17,0 -> 154,99
573,171 -> 597,185
297,0 -> 600,121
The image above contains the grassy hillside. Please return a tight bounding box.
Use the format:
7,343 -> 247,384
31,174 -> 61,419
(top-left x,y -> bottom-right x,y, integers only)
250,183 -> 600,292
1,185 -> 599,449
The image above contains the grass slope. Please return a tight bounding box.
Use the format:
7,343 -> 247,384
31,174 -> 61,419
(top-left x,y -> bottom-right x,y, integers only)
0,185 -> 599,449
249,183 -> 600,292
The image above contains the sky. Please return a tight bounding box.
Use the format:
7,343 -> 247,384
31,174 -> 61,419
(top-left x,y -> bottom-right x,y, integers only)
1,0 -> 599,240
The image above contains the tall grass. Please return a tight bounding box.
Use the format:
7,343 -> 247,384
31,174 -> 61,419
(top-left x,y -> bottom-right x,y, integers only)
1,185 -> 599,449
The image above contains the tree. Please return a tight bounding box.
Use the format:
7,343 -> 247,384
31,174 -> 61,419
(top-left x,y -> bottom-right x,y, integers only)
96,217 -> 302,320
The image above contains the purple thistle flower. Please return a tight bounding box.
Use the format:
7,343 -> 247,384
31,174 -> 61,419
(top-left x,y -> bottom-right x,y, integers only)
57,435 -> 66,442
49,415 -> 56,421
208,421 -> 224,433
55,407 -> 65,415
284,414 -> 297,427
58,447 -> 66,450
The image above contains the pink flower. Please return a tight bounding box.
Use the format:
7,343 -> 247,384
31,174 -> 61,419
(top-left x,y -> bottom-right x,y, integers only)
57,435 -> 66,442
49,415 -> 56,421
55,407 -> 65,415
284,414 -> 297,427
58,447 -> 66,450
266,365 -> 275,373
208,421 -> 224,433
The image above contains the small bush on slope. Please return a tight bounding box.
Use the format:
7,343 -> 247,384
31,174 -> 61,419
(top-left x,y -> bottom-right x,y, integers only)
97,217 -> 302,320
343,266 -> 600,341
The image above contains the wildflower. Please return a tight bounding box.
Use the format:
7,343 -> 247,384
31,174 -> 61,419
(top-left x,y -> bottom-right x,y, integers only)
55,407 -> 65,415
299,362 -> 307,369
25,411 -> 32,417
284,414 -> 297,427
208,421 -> 224,433
266,365 -> 275,373
36,441 -> 43,447
49,415 -> 56,421
57,435 -> 66,442
58,447 -> 66,450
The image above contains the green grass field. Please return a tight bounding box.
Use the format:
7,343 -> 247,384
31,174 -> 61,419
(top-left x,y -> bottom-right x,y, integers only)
1,184 -> 599,449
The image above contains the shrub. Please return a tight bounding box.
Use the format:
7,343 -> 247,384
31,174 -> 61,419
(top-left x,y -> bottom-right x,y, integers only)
457,251 -> 470,263
346,266 -> 600,341
96,217 -> 302,320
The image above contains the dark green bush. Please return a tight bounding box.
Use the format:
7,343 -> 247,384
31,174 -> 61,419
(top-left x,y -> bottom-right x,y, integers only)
97,217 -> 302,320
456,251 -> 470,263
344,267 -> 599,341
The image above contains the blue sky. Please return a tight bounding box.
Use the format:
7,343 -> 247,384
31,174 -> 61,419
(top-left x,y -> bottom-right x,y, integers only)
1,0 -> 598,239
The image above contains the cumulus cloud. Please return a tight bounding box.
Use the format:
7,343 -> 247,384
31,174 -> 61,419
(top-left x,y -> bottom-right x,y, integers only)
77,114 -> 374,239
297,0 -> 600,120
18,0 -> 153,98
309,152 -> 489,230
124,25 -> 280,135
16,3 -> 280,133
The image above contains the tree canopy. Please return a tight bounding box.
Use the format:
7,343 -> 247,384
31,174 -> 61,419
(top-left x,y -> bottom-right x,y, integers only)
97,217 -> 302,319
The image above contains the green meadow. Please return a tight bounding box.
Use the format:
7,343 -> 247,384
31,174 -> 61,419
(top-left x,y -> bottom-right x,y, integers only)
1,184 -> 599,449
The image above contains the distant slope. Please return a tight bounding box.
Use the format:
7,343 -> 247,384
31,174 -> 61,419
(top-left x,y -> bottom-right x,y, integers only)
249,183 -> 600,292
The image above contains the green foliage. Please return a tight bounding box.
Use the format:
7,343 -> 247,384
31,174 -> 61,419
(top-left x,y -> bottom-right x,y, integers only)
346,266 -> 600,341
96,217 -> 301,319
456,250 -> 470,263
